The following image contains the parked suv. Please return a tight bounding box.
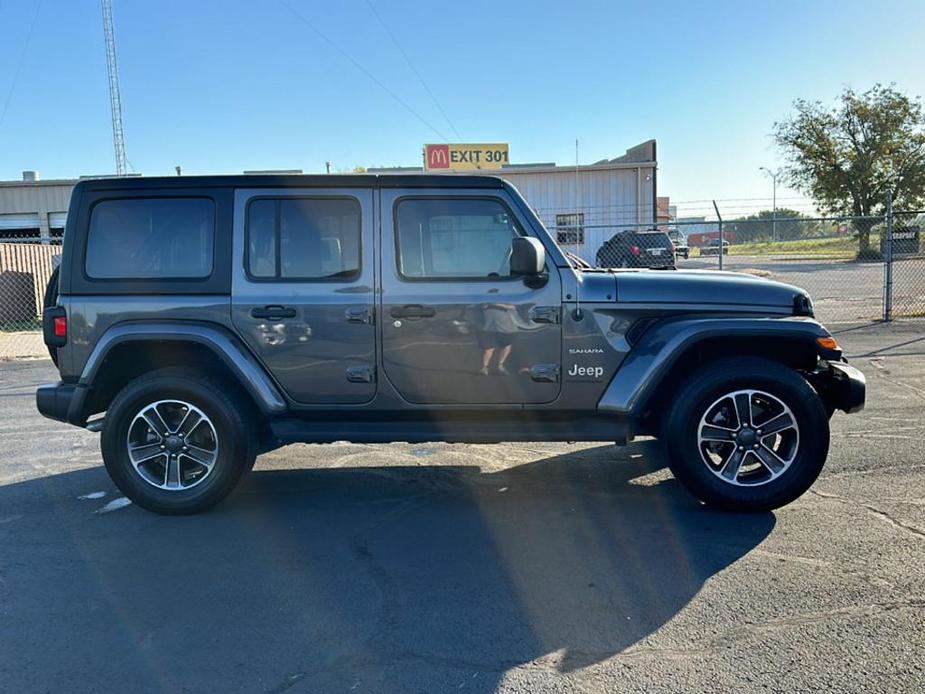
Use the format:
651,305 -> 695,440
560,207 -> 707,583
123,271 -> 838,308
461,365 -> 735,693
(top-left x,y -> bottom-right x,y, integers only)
37,175 -> 865,514
596,230 -> 675,269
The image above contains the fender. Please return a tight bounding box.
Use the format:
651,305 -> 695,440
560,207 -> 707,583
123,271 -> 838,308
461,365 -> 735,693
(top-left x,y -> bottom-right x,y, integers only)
597,316 -> 834,417
67,321 -> 287,424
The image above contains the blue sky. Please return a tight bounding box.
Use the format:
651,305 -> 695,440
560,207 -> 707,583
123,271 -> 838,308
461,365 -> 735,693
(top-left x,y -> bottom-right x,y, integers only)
1,0 -> 924,212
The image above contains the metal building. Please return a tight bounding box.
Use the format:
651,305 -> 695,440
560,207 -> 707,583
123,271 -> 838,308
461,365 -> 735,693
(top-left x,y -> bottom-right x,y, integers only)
0,172 -> 74,244
371,140 -> 658,263
0,139 -> 657,263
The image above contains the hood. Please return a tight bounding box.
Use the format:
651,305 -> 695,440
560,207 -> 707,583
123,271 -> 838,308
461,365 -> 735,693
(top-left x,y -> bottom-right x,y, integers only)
614,269 -> 806,308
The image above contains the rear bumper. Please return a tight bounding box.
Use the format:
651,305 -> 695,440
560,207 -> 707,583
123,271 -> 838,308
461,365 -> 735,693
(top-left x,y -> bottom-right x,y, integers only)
36,382 -> 87,426
824,361 -> 866,414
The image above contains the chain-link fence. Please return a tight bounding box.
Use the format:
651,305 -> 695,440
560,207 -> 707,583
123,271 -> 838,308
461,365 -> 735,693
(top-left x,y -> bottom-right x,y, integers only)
888,211 -> 925,320
553,208 -> 925,325
0,237 -> 59,359
0,205 -> 922,361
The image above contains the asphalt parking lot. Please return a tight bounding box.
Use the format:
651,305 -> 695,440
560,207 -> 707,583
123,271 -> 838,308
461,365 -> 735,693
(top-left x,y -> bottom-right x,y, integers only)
1,323 -> 923,693
679,254 -> 925,324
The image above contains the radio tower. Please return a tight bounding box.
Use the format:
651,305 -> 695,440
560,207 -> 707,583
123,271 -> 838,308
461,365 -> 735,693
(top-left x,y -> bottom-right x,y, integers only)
101,0 -> 127,176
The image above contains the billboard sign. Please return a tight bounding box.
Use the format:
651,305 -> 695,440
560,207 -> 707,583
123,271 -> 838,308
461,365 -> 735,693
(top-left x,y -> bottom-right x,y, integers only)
424,144 -> 509,171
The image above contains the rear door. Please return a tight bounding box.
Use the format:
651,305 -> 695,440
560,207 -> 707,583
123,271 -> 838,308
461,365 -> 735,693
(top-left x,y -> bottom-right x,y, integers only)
380,189 -> 562,405
231,187 -> 376,405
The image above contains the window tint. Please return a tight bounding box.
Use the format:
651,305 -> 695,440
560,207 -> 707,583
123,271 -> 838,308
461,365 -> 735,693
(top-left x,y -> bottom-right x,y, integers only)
247,199 -> 276,278
246,198 -> 360,280
86,198 -> 214,279
396,198 -> 522,279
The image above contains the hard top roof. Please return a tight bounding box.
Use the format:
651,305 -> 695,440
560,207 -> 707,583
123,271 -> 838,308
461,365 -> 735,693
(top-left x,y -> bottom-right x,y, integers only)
74,173 -> 506,192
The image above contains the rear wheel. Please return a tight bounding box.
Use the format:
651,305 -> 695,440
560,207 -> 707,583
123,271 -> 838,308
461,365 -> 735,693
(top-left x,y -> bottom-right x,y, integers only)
662,357 -> 829,512
101,368 -> 255,514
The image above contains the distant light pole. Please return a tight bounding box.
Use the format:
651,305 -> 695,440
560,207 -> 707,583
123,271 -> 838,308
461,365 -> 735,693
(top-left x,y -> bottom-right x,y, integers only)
760,167 -> 779,242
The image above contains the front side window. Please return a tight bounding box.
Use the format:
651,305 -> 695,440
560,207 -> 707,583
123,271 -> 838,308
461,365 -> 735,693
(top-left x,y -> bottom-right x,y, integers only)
395,198 -> 522,279
246,198 -> 361,280
86,198 -> 214,279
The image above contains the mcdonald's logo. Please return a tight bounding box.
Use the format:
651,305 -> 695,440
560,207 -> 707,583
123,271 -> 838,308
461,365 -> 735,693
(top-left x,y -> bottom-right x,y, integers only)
426,145 -> 450,169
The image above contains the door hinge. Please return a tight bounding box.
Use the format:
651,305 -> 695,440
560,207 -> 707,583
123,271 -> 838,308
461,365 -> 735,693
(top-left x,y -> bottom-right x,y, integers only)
530,306 -> 561,324
530,363 -> 560,383
345,306 -> 372,324
346,365 -> 375,384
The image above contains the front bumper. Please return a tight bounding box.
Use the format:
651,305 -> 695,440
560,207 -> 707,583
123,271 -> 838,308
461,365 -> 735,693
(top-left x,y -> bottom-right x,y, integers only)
36,382 -> 88,426
822,361 -> 866,414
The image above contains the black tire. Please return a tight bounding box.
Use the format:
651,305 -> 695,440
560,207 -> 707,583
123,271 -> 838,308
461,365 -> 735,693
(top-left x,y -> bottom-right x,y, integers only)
101,368 -> 256,514
43,267 -> 60,366
662,357 -> 829,512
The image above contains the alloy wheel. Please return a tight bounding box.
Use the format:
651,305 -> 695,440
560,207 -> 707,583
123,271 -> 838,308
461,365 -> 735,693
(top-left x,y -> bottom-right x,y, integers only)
697,389 -> 799,487
126,399 -> 219,490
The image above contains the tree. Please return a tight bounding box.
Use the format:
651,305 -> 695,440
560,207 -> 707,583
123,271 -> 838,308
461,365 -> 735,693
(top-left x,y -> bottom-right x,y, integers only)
774,84 -> 925,255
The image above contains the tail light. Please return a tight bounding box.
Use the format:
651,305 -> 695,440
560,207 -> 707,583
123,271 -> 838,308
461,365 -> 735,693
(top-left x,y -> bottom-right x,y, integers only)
631,245 -> 641,256
43,306 -> 67,347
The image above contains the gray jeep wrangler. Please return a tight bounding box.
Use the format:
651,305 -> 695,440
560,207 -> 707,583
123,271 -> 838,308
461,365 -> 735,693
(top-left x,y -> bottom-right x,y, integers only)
36,174 -> 865,515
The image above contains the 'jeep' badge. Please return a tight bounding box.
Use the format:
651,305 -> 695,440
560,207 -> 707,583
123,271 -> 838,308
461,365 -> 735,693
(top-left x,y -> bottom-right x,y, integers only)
567,363 -> 605,381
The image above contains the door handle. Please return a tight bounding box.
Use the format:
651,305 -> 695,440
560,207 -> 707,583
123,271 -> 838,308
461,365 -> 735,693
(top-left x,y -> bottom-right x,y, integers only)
530,305 -> 561,324
345,306 -> 372,324
251,305 -> 297,320
390,304 -> 436,319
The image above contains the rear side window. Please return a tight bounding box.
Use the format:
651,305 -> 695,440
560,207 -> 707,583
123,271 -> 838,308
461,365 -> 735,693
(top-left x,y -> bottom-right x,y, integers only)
246,197 -> 361,281
86,198 -> 214,279
395,198 -> 522,279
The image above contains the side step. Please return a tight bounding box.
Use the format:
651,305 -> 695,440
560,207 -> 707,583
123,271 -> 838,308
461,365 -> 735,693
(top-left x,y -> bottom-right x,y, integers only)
269,415 -> 631,446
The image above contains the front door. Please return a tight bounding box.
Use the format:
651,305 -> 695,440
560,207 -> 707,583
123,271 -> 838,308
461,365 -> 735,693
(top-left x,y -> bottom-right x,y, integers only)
380,190 -> 562,405
231,188 -> 376,405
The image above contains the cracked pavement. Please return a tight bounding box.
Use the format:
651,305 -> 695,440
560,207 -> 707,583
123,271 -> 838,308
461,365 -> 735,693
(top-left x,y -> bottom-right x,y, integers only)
1,322 -> 923,693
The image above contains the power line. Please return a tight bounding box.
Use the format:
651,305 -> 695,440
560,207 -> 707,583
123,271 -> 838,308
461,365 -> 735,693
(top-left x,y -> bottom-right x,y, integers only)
278,0 -> 450,142
0,0 -> 43,131
363,0 -> 462,140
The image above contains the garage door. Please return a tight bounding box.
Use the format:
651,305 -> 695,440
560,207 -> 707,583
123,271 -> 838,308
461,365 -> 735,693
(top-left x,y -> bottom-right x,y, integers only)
0,213 -> 40,230
48,212 -> 67,229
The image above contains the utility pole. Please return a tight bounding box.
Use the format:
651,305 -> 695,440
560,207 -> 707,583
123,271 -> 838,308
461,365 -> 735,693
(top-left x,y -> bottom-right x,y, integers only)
101,0 -> 127,176
760,167 -> 779,241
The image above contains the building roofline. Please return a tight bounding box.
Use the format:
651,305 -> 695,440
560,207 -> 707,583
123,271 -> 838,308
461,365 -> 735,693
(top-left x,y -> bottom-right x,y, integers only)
61,173 -> 508,192
368,160 -> 656,176
0,178 -> 80,187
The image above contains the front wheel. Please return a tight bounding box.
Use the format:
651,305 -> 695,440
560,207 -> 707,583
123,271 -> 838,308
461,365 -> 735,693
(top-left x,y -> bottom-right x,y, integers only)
662,357 -> 830,512
101,368 -> 256,514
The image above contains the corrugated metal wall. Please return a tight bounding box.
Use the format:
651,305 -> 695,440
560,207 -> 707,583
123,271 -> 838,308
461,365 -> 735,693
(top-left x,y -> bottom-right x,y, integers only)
499,165 -> 656,262
0,182 -> 74,241
0,183 -> 73,215
503,167 -> 653,227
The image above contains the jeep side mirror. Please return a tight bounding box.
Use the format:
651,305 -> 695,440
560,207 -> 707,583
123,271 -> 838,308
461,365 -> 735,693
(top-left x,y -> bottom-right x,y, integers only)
511,237 -> 546,276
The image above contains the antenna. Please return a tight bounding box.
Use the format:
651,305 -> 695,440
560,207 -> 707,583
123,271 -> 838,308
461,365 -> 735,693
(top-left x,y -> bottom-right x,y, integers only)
573,138 -> 583,320
101,0 -> 127,176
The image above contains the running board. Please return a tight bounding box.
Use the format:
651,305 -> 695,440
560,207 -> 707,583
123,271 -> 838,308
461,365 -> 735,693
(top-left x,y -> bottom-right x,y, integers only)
268,415 -> 631,446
